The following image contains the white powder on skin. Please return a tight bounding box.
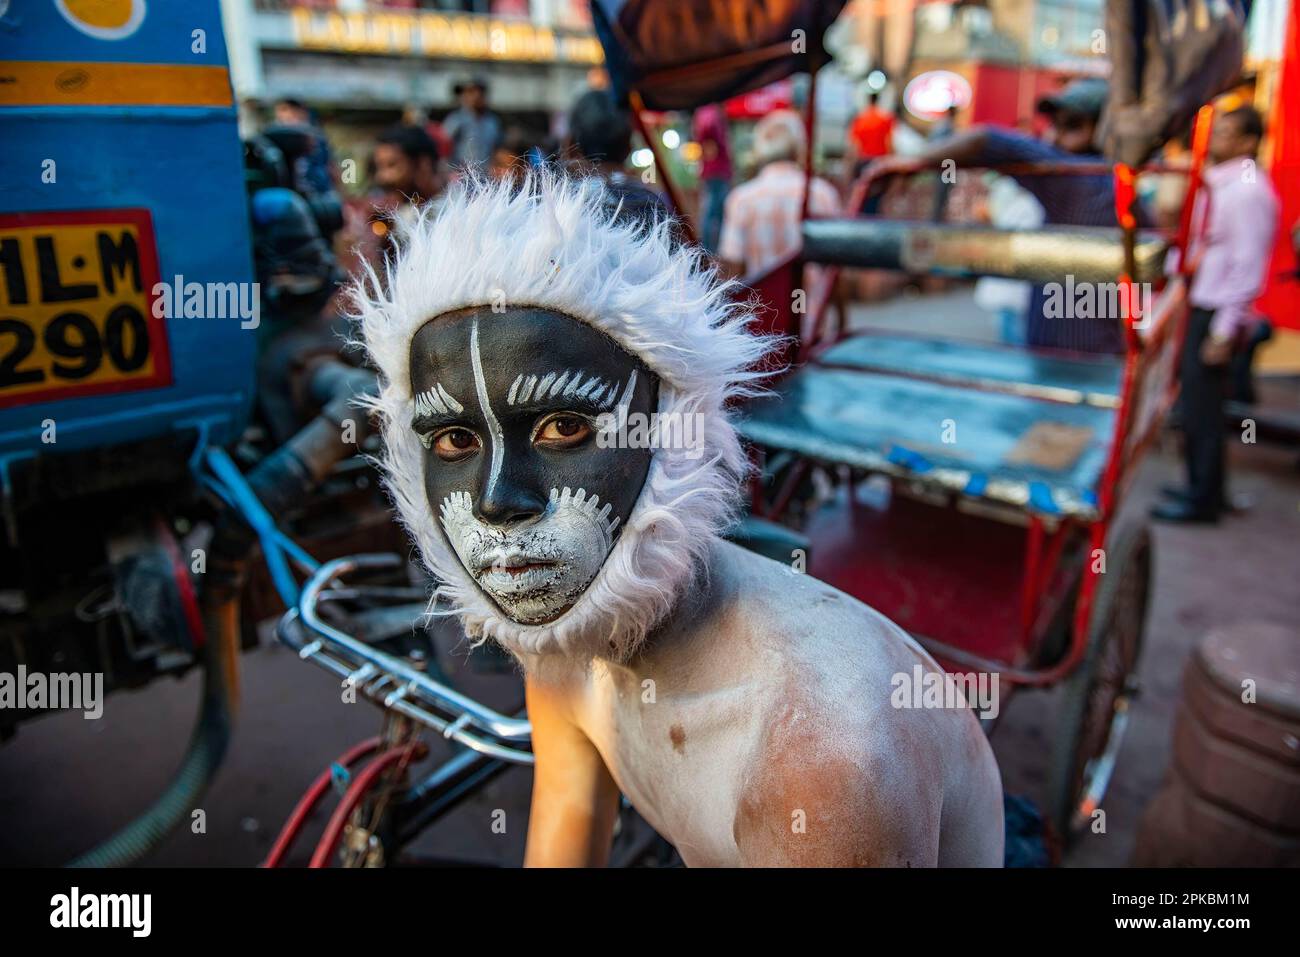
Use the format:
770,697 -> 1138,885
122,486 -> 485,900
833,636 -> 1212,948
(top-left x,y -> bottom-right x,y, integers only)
439,486 -> 618,624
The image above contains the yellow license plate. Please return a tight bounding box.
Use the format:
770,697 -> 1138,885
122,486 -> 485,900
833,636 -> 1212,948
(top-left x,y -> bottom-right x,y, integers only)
0,209 -> 170,408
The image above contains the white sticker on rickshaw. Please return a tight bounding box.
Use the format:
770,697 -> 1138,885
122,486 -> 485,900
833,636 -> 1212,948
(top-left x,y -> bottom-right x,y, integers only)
55,0 -> 146,41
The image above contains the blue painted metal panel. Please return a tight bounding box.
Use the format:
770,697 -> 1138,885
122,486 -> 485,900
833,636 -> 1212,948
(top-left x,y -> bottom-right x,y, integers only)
818,334 -> 1125,408
0,2 -> 230,66
0,1 -> 254,457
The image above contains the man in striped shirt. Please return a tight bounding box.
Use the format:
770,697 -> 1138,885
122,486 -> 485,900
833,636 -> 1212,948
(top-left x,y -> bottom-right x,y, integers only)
718,110 -> 841,280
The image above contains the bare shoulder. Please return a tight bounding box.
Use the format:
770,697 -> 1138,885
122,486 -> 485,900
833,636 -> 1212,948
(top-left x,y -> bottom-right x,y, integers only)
729,686 -> 945,865
711,539 -> 933,677
710,541 -> 1003,866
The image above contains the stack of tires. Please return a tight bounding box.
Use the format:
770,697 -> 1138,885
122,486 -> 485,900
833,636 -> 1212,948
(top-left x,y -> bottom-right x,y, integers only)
1133,621 -> 1300,866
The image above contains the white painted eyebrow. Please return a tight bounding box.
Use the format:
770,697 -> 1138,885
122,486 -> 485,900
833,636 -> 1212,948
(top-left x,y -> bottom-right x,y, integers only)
549,370 -> 572,397
572,373 -> 604,400
507,369 -> 597,405
614,369 -> 638,413
503,368 -> 638,410
592,371 -> 636,410
509,374 -> 537,404
413,382 -> 465,417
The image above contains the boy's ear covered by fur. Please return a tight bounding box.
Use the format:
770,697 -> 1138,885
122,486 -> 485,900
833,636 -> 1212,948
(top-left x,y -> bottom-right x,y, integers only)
350,169 -> 778,669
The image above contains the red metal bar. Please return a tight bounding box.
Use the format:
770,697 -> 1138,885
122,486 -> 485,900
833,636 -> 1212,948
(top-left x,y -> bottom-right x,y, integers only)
1114,109 -> 1213,485
629,90 -> 698,246
1174,105 -> 1217,276
1167,104 -> 1217,398
1048,161 -> 1150,689
1114,163 -> 1144,354
1019,515 -> 1045,641
802,166 -> 885,356
803,266 -> 840,360
308,742 -> 425,868
800,59 -> 818,222
1117,286 -> 1184,483
1063,110 -> 1216,670
1013,514 -> 1076,650
1139,277 -> 1187,353
766,458 -> 812,522
262,736 -> 383,868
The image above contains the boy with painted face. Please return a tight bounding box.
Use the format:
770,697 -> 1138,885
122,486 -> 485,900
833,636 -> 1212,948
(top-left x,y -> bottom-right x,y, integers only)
357,173 -> 1003,866
409,306 -> 656,625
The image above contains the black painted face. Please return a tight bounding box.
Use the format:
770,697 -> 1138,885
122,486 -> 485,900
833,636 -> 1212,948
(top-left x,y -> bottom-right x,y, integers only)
409,306 -> 657,624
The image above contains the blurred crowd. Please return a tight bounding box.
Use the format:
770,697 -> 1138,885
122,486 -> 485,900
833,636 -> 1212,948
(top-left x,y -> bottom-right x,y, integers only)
243,74 -> 672,282
241,68 -> 1271,306
243,67 -> 1281,525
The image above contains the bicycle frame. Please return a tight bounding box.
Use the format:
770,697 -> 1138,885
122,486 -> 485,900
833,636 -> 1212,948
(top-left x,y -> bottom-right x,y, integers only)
279,554 -> 534,764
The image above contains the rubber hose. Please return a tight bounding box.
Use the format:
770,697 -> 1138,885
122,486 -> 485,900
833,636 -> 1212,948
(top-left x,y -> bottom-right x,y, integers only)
66,600 -> 238,868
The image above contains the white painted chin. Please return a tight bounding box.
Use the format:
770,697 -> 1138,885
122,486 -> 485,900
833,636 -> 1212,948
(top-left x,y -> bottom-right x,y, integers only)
438,487 -> 619,626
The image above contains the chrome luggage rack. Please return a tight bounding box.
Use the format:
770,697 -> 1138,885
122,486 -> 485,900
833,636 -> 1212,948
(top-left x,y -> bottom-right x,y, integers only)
276,554 -> 534,765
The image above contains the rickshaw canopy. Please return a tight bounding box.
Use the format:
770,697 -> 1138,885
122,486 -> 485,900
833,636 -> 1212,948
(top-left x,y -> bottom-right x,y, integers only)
591,0 -> 849,110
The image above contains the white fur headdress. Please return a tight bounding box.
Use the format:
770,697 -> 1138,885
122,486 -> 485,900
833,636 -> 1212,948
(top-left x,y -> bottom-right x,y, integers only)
352,170 -> 773,666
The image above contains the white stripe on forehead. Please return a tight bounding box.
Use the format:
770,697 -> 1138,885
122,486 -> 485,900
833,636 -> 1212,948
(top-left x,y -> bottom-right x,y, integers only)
469,317 -> 505,498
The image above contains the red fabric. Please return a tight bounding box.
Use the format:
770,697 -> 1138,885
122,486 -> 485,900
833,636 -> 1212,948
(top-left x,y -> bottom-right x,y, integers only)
723,79 -> 793,119
693,104 -> 733,180
1256,4 -> 1300,330
848,107 -> 893,158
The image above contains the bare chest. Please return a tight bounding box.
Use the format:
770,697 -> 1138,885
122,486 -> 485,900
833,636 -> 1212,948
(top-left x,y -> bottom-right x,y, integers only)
573,660 -> 770,866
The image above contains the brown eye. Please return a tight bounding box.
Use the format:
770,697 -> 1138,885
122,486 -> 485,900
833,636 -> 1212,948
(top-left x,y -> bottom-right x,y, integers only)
535,414 -> 592,449
430,428 -> 480,461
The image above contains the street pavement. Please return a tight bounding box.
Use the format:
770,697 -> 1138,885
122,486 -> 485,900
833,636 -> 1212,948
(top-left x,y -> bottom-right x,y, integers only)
2,286 -> 1296,867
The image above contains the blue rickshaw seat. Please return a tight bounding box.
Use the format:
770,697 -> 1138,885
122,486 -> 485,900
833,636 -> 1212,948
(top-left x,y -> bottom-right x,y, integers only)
739,336 -> 1125,521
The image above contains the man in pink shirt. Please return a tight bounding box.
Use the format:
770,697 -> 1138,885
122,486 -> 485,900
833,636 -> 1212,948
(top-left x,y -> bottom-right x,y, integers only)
1154,106 -> 1279,524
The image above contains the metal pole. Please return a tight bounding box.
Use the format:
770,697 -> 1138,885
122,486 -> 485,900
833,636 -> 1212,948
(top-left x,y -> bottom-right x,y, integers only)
628,89 -> 698,245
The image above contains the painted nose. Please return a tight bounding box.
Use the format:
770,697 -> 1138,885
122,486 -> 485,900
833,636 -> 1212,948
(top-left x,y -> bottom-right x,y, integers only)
474,475 -> 547,527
